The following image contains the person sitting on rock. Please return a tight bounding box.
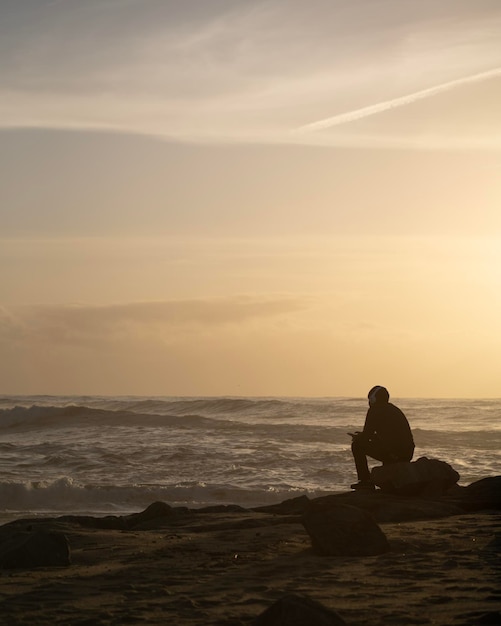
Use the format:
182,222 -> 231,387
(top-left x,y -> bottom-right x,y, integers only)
350,386 -> 415,490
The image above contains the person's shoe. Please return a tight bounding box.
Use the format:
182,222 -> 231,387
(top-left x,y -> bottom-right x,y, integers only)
350,480 -> 375,491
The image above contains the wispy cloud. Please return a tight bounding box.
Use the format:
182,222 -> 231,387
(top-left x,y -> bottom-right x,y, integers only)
1,1 -> 500,147
294,67 -> 501,133
0,297 -> 307,346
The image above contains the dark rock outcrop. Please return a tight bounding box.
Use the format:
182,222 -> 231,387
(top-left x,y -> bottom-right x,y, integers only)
55,501 -> 250,531
121,500 -> 175,529
58,501 -> 176,530
253,495 -> 310,515
253,593 -> 347,626
259,489 -> 465,523
460,476 -> 501,507
329,490 -> 464,523
442,476 -> 501,512
302,502 -> 389,556
0,530 -> 70,569
371,456 -> 460,496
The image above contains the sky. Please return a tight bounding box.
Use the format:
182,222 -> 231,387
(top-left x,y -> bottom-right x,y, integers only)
1,0 -> 501,397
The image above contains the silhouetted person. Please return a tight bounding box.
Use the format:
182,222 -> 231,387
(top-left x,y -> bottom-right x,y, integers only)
350,386 -> 414,490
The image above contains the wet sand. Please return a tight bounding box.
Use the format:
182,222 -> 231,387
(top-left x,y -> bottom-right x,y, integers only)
0,504 -> 500,625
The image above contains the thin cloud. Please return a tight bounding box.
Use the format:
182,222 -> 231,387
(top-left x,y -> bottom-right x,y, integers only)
294,67 -> 501,133
0,297 -> 308,346
1,1 -> 500,148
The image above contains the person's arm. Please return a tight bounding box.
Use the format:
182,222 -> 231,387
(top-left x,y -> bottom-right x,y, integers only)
361,407 -> 377,440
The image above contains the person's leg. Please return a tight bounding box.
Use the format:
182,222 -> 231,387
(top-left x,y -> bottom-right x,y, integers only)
351,436 -> 371,482
351,435 -> 395,482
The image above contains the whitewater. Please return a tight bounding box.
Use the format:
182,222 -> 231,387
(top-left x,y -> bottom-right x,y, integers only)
0,396 -> 499,525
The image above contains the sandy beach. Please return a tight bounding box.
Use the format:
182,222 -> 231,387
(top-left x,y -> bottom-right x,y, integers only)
1,488 -> 500,626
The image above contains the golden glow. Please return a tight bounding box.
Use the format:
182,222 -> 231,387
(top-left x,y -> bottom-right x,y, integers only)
1,236 -> 500,397
1,1 -> 500,396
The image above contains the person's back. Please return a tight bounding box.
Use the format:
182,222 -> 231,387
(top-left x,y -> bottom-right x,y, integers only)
364,400 -> 414,461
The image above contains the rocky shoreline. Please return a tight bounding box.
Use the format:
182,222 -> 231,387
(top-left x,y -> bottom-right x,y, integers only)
0,477 -> 500,625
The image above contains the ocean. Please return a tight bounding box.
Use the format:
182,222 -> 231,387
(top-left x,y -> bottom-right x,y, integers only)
0,396 -> 499,525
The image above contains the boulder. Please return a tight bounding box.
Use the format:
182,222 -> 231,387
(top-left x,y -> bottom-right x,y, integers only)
0,530 -> 70,569
309,490 -> 465,523
462,476 -> 501,508
444,476 -> 501,511
302,502 -> 389,556
253,594 -> 347,626
124,501 -> 175,529
371,456 -> 460,496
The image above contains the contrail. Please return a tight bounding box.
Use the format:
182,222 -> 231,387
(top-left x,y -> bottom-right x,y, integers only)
295,67 -> 501,133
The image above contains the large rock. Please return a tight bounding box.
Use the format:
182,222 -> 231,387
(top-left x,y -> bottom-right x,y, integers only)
302,502 -> 389,556
371,456 -> 460,496
309,491 -> 465,523
253,594 -> 347,626
443,476 -> 501,511
462,476 -> 501,505
0,530 -> 70,569
123,501 -> 175,529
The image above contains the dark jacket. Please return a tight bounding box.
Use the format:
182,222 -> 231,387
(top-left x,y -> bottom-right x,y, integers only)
362,402 -> 414,460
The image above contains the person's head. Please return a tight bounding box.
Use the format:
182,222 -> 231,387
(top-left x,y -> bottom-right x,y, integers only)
368,385 -> 389,407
